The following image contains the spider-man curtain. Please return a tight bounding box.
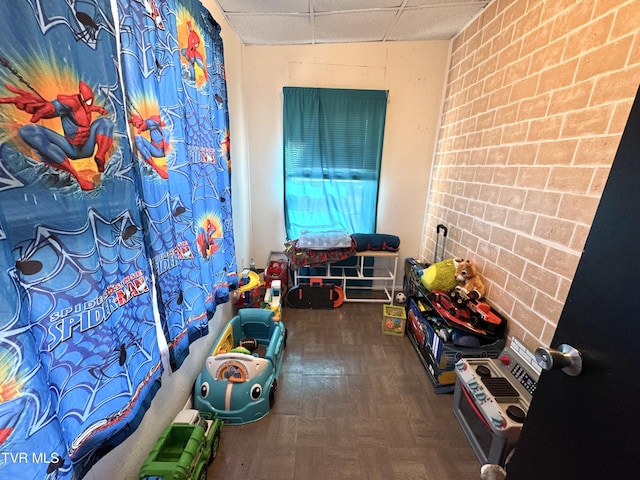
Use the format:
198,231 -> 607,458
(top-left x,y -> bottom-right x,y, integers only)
118,0 -> 236,370
0,1 -> 236,479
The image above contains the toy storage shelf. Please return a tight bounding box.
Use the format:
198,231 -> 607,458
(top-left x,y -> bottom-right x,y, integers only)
403,258 -> 505,394
292,251 -> 399,303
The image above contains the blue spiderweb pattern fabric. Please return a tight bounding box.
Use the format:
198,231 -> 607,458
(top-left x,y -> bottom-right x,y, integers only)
0,1 -> 237,478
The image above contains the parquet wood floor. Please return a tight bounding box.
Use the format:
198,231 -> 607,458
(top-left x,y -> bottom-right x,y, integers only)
208,302 -> 481,480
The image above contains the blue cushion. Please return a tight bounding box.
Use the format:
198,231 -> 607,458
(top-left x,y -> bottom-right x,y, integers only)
352,233 -> 400,252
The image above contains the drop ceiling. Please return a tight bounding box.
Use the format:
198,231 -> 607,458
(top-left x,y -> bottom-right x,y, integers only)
211,0 -> 491,45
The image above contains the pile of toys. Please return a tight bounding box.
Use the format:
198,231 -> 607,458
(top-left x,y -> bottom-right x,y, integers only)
231,252 -> 288,319
140,254 -> 291,479
409,257 -> 507,345
403,257 -> 507,393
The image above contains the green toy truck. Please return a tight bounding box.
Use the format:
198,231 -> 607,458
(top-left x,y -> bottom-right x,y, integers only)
139,409 -> 223,480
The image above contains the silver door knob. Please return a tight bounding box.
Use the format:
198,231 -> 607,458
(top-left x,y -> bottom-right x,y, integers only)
535,344 -> 582,376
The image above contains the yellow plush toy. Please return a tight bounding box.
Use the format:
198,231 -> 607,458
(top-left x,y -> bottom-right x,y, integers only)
454,259 -> 485,299
420,258 -> 458,291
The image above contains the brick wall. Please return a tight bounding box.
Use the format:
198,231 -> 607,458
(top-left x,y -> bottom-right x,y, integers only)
421,0 -> 640,346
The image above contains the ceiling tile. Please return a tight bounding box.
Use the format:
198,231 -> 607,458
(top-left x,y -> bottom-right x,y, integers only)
387,5 -> 486,41
225,13 -> 313,44
313,0 -> 404,12
210,0 -> 489,44
217,0 -> 309,14
314,10 -> 397,43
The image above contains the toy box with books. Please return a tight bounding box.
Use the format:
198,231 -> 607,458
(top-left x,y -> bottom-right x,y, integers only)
406,296 -> 504,393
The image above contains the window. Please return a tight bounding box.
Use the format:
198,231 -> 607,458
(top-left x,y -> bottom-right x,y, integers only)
283,87 -> 388,240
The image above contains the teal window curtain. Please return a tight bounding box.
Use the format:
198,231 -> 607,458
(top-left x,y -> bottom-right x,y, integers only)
283,87 -> 388,239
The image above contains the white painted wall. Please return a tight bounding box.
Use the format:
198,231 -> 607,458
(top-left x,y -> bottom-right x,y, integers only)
241,41 -> 450,270
85,2 -> 249,478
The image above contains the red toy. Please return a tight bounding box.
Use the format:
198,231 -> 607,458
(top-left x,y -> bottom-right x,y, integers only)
429,289 -> 505,338
265,259 -> 288,288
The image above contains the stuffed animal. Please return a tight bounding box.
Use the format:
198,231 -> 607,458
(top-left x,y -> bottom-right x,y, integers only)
480,464 -> 506,480
420,258 -> 458,292
454,259 -> 485,299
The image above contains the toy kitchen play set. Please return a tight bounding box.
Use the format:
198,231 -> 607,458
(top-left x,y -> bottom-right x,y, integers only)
452,337 -> 542,466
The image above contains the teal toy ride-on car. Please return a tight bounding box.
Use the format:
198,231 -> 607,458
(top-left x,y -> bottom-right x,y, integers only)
194,308 -> 286,425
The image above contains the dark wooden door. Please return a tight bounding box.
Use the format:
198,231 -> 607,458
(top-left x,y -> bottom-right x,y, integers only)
506,85 -> 640,478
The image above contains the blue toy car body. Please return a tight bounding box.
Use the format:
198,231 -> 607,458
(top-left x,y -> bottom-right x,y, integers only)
194,309 -> 286,425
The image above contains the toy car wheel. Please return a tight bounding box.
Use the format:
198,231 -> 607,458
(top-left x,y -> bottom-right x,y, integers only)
468,314 -> 480,327
208,430 -> 221,465
269,380 -> 277,409
450,290 -> 466,306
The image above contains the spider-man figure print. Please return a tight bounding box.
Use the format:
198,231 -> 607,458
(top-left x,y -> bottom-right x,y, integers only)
181,21 -> 208,82
129,113 -> 169,179
141,0 -> 164,30
197,217 -> 219,259
0,81 -> 114,191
